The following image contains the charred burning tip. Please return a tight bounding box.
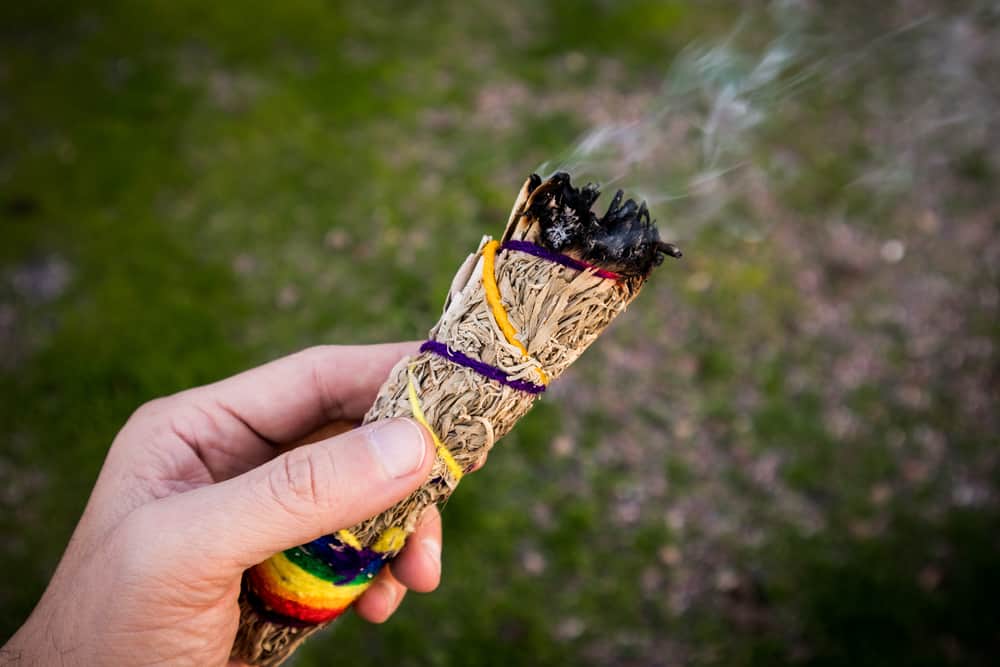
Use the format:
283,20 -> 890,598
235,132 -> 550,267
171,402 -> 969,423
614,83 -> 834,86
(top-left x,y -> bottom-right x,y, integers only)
522,172 -> 680,278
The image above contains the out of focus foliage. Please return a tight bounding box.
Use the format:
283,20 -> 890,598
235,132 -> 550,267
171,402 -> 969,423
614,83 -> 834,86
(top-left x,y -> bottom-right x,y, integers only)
2,2 -> 997,665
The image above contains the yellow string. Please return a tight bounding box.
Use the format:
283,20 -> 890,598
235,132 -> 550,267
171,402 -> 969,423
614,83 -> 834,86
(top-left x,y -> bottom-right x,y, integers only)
407,365 -> 464,482
481,241 -> 527,355
372,527 -> 407,554
336,530 -> 362,550
481,240 -> 550,385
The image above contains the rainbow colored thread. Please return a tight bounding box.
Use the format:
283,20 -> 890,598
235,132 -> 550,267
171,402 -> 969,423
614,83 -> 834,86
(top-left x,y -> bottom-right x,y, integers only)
245,237 -> 610,625
246,532 -> 388,624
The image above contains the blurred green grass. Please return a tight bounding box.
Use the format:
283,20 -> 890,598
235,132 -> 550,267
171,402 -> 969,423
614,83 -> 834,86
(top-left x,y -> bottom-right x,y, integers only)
2,2 -> 999,665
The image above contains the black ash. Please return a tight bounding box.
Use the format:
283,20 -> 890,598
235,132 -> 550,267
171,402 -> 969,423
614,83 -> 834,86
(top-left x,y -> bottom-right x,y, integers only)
526,172 -> 680,278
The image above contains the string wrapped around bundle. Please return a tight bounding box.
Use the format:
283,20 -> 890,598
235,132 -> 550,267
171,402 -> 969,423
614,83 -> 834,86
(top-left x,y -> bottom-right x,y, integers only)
231,172 -> 681,666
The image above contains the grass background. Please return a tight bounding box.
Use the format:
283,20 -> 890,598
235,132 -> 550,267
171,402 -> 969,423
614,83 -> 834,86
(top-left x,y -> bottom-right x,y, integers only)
2,1 -> 998,665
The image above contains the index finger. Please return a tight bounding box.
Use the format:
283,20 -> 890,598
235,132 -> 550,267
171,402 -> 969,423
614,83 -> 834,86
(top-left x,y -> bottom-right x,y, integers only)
191,341 -> 418,446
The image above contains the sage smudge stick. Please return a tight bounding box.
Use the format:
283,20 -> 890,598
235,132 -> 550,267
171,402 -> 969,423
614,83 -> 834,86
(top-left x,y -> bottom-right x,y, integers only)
232,173 -> 681,666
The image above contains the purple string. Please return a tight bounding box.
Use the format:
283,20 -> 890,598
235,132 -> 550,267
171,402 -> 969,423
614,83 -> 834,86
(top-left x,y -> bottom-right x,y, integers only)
500,240 -> 624,280
420,340 -> 546,394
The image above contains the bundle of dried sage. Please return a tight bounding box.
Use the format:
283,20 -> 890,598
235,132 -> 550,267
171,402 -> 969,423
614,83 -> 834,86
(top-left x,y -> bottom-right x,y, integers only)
232,173 -> 680,666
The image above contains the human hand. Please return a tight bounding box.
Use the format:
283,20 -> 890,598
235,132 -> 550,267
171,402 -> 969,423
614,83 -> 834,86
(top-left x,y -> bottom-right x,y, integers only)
2,343 -> 443,667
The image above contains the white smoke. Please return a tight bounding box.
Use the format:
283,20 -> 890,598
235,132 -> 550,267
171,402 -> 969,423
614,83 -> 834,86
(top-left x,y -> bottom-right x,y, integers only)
536,4 -> 991,243
538,30 -> 800,241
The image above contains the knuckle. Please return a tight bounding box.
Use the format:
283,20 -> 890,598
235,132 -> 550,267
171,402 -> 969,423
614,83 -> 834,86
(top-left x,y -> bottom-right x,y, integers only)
116,396 -> 182,453
266,445 -> 340,513
129,396 -> 174,423
166,401 -> 224,451
302,343 -> 338,357
303,346 -> 345,420
297,344 -> 341,374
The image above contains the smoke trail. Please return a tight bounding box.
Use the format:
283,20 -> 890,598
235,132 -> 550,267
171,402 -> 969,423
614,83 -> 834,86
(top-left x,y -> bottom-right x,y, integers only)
537,4 -> 990,243
538,26 -> 802,242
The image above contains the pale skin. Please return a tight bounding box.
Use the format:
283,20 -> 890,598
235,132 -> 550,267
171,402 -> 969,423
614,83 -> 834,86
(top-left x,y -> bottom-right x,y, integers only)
2,342 -> 459,667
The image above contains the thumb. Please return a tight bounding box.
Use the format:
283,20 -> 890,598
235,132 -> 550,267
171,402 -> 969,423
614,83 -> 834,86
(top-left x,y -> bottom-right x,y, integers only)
145,418 -> 433,575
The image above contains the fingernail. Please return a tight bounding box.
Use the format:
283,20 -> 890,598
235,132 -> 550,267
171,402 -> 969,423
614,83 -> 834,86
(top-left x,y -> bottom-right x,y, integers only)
368,419 -> 427,479
421,538 -> 441,570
